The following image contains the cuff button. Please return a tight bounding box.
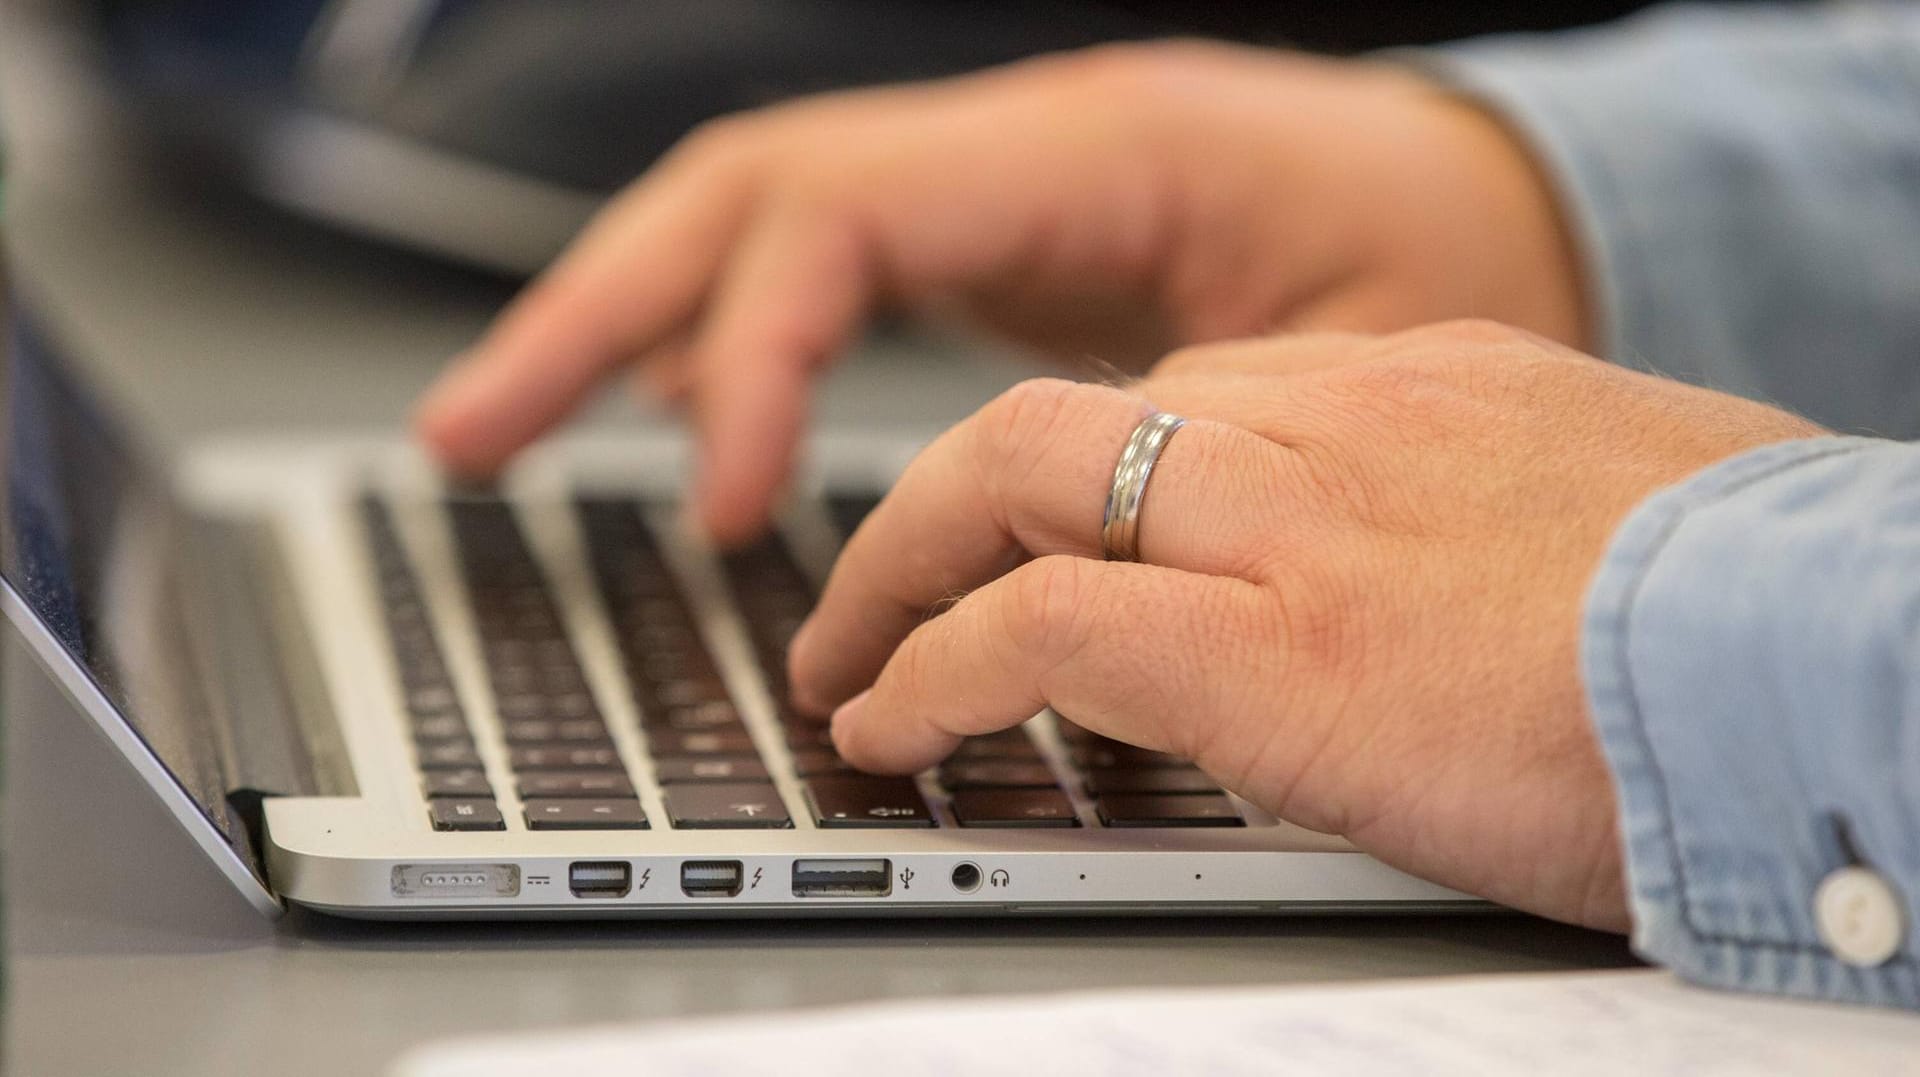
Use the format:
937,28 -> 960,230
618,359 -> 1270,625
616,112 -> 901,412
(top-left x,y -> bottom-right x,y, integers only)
1814,866 -> 1907,968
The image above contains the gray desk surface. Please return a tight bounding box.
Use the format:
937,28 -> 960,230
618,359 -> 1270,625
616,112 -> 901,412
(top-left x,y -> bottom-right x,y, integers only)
0,19 -> 1637,1076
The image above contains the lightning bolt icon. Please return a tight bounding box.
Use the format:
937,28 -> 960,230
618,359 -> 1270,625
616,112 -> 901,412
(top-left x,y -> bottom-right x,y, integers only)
638,868 -> 652,890
751,867 -> 765,889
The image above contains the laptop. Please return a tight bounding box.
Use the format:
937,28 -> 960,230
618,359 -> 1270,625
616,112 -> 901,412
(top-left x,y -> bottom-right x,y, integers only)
0,278 -> 1475,920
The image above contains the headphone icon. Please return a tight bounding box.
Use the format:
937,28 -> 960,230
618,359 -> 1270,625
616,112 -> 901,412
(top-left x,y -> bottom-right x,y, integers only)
988,869 -> 1011,888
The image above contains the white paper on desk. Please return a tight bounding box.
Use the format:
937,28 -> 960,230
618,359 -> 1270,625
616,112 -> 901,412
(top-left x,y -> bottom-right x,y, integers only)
392,969 -> 1920,1077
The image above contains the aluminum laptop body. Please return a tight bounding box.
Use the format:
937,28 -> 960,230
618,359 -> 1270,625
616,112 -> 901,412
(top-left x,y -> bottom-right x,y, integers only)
0,293 -> 1476,921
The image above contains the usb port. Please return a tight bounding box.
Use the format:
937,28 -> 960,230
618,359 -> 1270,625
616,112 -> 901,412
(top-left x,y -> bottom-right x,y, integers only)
680,860 -> 744,898
792,858 -> 892,897
568,861 -> 632,899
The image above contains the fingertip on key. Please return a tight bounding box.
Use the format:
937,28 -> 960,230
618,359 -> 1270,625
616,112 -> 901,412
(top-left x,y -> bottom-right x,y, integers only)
833,689 -> 918,775
784,619 -> 829,713
413,361 -> 506,476
831,690 -> 956,776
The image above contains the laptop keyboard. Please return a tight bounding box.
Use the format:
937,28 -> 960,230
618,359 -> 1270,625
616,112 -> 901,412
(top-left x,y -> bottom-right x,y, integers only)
442,499 -> 653,831
363,499 -> 504,831
365,494 -> 1242,833
577,499 -> 791,829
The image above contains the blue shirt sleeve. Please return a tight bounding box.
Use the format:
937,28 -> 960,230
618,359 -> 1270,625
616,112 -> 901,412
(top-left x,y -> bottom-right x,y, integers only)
1415,2 -> 1920,439
1585,437 -> 1920,1008
1403,3 -> 1920,1007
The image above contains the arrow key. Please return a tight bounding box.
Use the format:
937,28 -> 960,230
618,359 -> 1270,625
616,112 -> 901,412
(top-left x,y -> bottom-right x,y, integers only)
523,798 -> 649,830
806,777 -> 937,829
950,788 -> 1080,828
664,782 -> 793,829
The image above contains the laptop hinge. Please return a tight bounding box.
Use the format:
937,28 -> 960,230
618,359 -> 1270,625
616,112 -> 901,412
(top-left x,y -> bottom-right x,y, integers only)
177,511 -> 359,806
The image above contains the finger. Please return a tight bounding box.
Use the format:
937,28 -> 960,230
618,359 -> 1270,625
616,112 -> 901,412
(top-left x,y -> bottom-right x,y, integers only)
414,147 -> 758,476
685,198 -> 873,545
1135,372 -> 1304,440
789,377 -> 1297,712
831,555 -> 1263,774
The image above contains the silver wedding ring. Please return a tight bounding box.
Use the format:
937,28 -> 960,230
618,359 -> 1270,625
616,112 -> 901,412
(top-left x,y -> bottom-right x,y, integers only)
1101,410 -> 1187,562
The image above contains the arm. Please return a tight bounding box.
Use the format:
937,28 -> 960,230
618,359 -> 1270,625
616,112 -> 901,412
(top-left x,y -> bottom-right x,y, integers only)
1422,1 -> 1920,437
1586,437 -> 1920,1007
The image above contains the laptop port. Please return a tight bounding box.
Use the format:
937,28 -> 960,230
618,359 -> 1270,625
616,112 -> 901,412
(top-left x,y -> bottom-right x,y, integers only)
792,858 -> 892,897
950,862 -> 983,894
567,861 -> 632,899
391,863 -> 522,899
680,860 -> 744,898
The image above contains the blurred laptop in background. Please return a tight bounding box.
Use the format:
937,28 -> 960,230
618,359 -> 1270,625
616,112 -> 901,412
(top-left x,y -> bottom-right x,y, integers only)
70,0 -> 1691,275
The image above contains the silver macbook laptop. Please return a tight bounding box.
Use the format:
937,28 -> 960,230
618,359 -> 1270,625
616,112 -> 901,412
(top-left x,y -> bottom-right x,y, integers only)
0,282 -> 1475,920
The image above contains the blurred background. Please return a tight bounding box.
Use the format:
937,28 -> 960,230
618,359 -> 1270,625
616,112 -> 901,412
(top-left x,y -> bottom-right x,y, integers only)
6,0 -> 1747,279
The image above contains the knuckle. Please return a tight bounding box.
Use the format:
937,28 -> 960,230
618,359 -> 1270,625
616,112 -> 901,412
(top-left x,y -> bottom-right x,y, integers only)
1413,317 -> 1529,348
1337,356 -> 1451,406
673,114 -> 761,165
1360,321 -> 1560,413
1001,555 -> 1098,660
974,378 -> 1100,494
1147,343 -> 1224,380
1052,39 -> 1223,91
877,623 -> 936,704
1307,357 -> 1448,434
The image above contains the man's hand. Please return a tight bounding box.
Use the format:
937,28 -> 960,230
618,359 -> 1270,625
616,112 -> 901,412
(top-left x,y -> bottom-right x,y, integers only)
789,322 -> 1825,930
415,42 -> 1586,543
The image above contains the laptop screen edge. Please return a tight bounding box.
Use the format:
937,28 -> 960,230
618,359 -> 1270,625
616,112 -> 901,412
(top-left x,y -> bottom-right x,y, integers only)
3,575 -> 283,916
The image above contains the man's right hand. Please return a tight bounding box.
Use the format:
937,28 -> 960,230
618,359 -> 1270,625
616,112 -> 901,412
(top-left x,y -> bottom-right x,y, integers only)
414,41 -> 1587,544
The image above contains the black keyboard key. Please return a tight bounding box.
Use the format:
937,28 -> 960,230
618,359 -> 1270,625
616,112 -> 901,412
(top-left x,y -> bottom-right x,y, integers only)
516,771 -> 636,798
643,678 -> 733,709
624,621 -> 703,653
501,719 -> 557,744
783,723 -> 837,749
649,729 -> 757,756
1096,793 -> 1243,828
523,799 -> 649,830
422,769 -> 492,798
405,685 -> 460,715
632,650 -> 718,682
1082,768 -> 1222,796
1070,744 -> 1187,770
509,745 -> 622,771
789,748 -> 858,777
950,736 -> 1042,761
417,740 -> 483,769
553,718 -> 612,741
502,719 -> 612,745
654,757 -> 769,783
1053,717 -> 1106,743
507,692 -> 597,721
664,782 -> 792,829
806,777 -> 936,829
641,701 -> 745,733
400,657 -> 452,690
429,799 -> 505,831
492,694 -> 548,722
412,712 -> 471,741
950,788 -> 1080,828
940,760 -> 1061,790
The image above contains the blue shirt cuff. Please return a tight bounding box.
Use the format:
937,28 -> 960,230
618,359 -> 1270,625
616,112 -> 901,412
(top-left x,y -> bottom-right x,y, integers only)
1584,436 -> 1920,1009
